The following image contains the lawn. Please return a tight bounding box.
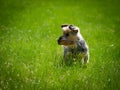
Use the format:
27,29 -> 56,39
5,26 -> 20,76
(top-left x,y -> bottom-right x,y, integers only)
0,0 -> 120,90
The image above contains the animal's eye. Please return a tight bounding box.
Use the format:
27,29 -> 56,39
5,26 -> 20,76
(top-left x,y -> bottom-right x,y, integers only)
66,33 -> 69,37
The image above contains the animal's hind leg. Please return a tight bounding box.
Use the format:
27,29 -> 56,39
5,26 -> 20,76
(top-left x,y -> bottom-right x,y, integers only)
84,54 -> 89,64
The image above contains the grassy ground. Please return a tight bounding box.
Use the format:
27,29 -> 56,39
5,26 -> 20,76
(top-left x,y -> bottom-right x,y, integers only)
0,0 -> 120,90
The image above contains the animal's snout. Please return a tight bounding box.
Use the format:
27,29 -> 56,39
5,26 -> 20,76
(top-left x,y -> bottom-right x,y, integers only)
58,36 -> 65,45
57,37 -> 61,45
58,36 -> 63,41
57,36 -> 74,46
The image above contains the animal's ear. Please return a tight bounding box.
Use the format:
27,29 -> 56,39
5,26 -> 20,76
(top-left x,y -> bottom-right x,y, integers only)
61,24 -> 68,28
69,25 -> 75,30
69,25 -> 78,33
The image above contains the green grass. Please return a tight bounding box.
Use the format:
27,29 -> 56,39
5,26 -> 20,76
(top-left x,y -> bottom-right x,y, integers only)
0,0 -> 120,90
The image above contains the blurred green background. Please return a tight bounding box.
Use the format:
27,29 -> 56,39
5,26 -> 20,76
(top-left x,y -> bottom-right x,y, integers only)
0,0 -> 120,90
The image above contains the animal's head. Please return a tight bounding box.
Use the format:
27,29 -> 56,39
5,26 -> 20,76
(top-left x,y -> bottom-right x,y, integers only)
58,24 -> 80,46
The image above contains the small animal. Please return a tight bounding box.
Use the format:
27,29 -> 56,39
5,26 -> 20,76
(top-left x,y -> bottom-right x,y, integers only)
58,24 -> 89,64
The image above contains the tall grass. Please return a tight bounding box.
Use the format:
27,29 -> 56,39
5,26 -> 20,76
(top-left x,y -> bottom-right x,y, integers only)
0,0 -> 120,90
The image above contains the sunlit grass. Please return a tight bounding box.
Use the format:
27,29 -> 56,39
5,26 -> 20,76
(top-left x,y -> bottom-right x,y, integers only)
0,0 -> 120,90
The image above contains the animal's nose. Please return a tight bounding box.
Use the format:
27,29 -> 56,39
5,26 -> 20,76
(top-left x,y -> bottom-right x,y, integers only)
57,36 -> 62,44
58,36 -> 62,40
58,39 -> 60,43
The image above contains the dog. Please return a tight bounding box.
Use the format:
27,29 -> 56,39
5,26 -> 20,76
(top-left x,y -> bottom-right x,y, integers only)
57,24 -> 89,64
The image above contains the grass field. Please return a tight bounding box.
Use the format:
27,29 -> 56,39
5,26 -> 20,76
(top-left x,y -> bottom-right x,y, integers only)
0,0 -> 120,90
